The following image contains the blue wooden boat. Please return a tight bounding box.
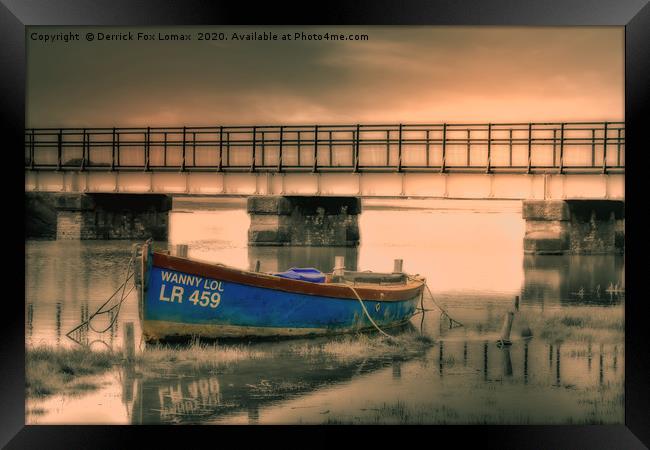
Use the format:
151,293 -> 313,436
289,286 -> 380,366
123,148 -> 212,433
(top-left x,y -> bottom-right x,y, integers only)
134,241 -> 425,341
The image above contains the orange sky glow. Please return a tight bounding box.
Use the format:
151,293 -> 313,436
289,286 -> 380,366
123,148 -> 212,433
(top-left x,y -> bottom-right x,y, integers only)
27,26 -> 624,127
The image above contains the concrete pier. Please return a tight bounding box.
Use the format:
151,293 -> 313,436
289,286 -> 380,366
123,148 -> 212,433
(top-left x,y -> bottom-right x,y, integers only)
523,200 -> 624,254
247,196 -> 361,247
26,193 -> 172,240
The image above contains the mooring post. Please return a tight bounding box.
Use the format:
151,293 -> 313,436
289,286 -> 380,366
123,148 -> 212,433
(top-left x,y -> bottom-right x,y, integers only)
333,256 -> 345,277
393,258 -> 403,273
497,311 -> 514,347
124,321 -> 135,363
173,244 -> 188,258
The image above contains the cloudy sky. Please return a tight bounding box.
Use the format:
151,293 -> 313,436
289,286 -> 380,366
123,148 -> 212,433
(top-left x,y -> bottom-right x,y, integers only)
26,26 -> 624,127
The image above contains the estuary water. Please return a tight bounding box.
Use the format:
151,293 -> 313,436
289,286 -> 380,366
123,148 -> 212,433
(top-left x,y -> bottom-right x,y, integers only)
25,198 -> 624,424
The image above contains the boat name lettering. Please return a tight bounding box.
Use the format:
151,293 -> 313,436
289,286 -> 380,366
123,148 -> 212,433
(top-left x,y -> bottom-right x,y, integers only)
161,270 -> 204,287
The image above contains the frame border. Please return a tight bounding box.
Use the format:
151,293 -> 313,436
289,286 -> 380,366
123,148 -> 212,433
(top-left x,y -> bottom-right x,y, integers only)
3,0 -> 649,447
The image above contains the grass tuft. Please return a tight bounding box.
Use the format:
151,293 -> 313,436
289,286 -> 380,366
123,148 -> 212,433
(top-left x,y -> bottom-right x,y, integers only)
26,346 -> 120,398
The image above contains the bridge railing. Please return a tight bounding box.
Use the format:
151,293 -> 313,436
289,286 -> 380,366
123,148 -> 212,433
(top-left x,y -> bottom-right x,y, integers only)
24,122 -> 624,174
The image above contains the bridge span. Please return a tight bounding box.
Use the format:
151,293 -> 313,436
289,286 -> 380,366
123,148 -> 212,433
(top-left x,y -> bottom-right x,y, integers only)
24,122 -> 624,254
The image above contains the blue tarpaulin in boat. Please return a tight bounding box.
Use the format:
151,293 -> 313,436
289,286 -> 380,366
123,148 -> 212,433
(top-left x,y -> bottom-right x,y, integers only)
273,268 -> 326,283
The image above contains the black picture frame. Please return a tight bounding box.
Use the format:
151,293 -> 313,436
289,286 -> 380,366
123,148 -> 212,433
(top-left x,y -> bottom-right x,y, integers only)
3,0 -> 649,448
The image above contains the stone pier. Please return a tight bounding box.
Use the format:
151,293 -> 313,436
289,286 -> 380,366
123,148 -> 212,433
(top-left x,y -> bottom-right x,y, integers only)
522,200 -> 624,254
247,196 -> 361,247
26,193 -> 172,240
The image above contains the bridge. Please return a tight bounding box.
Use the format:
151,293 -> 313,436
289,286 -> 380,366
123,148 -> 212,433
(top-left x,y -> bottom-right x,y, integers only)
24,121 -> 624,254
25,122 -> 624,199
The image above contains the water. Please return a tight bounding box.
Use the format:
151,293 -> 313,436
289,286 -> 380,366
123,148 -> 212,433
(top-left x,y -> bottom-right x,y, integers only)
25,199 -> 624,424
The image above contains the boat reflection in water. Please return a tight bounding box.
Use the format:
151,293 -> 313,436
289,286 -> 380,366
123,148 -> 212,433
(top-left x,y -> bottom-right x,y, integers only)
117,331 -> 622,425
122,332 -> 421,425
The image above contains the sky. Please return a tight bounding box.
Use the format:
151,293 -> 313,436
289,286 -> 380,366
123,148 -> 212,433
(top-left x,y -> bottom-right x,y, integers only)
26,26 -> 624,128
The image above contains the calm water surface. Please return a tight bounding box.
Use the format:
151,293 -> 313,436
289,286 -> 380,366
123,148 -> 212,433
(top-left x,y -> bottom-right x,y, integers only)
25,199 -> 624,424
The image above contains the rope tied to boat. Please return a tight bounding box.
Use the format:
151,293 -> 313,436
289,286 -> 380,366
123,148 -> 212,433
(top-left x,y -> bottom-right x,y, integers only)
66,246 -> 138,344
345,275 -> 463,342
346,284 -> 400,342
412,278 -> 464,329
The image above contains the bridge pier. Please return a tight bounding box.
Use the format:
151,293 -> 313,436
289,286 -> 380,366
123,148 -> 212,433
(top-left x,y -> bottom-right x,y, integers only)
247,196 -> 361,247
522,200 -> 624,254
26,193 -> 171,240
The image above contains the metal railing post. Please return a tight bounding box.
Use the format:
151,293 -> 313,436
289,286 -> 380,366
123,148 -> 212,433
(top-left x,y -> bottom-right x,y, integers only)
552,129 -> 557,167
181,126 -> 186,172
111,127 -> 116,171
251,127 -> 256,172
354,124 -> 360,172
329,130 -> 334,166
466,129 -> 471,167
441,124 -> 447,173
397,124 -> 403,172
591,128 -> 596,167
30,129 -> 35,170
277,126 -> 283,172
527,123 -> 532,174
218,126 -> 223,172
57,129 -> 62,171
145,127 -> 151,171
602,122 -> 608,174
163,132 -> 168,167
192,132 -> 196,168
261,131 -> 265,167
486,123 -> 492,173
559,123 -> 564,174
617,127 -> 622,167
313,125 -> 319,173
80,129 -> 86,171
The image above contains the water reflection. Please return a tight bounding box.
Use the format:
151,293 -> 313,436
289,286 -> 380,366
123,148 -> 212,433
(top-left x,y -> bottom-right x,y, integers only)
111,338 -> 623,425
522,255 -> 624,307
247,246 -> 359,273
128,352 -> 403,424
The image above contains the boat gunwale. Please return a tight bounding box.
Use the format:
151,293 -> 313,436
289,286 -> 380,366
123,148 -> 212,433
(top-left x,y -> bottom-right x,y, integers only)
151,251 -> 424,302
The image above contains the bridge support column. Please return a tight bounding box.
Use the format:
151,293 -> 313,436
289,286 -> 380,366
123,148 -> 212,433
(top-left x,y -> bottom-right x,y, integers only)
247,196 -> 361,247
522,200 -> 624,254
26,193 -> 172,240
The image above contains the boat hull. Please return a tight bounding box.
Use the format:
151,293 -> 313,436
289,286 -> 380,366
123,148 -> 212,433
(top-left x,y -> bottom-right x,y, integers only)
139,250 -> 423,341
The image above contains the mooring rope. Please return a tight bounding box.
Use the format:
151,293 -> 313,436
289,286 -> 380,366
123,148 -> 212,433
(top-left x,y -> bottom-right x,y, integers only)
66,247 -> 138,340
345,284 -> 399,342
411,276 -> 464,328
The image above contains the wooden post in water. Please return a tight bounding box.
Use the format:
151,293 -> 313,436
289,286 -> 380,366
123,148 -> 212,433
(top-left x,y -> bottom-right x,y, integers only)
173,244 -> 188,258
497,312 -> 514,346
393,259 -> 403,273
124,321 -> 135,363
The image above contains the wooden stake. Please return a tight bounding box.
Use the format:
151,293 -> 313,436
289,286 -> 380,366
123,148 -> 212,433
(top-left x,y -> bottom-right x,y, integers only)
334,256 -> 345,276
173,244 -> 188,258
497,311 -> 514,346
124,322 -> 135,363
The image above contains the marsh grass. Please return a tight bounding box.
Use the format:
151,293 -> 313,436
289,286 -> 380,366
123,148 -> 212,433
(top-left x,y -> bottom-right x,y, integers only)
140,340 -> 267,373
465,306 -> 623,344
288,332 -> 434,361
527,307 -> 624,344
26,341 -> 268,397
26,346 -> 120,397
